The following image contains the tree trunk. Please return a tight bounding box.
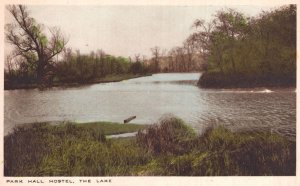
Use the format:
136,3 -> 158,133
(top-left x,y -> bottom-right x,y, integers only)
37,58 -> 46,85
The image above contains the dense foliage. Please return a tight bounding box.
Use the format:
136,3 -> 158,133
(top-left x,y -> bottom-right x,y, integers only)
55,50 -> 149,83
193,5 -> 296,87
4,49 -> 149,89
4,118 -> 295,176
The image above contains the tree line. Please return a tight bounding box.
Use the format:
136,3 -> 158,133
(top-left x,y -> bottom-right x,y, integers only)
5,5 -> 296,88
4,5 -> 205,89
4,5 -> 150,88
190,5 -> 296,87
5,5 -> 203,89
55,49 -> 150,83
5,47 -> 150,86
146,45 -> 205,73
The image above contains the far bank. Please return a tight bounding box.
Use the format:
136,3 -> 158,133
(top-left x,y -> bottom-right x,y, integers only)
198,72 -> 296,89
4,73 -> 152,90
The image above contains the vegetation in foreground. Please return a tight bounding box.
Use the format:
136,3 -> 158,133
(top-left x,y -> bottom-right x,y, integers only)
4,118 -> 295,176
74,121 -> 148,135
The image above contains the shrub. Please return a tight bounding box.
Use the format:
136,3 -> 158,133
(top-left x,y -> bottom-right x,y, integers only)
136,117 -> 196,155
151,126 -> 296,176
4,118 -> 296,176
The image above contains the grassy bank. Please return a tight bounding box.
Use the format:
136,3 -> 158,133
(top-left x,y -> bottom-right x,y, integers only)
4,118 -> 295,176
4,121 -> 149,176
4,73 -> 151,90
198,72 -> 296,88
74,121 -> 149,135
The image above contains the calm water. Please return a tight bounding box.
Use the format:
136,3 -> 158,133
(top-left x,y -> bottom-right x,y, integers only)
4,73 -> 296,140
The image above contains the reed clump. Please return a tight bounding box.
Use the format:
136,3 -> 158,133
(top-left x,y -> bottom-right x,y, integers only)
136,119 -> 295,176
136,117 -> 196,155
4,118 -> 295,176
4,122 -> 149,176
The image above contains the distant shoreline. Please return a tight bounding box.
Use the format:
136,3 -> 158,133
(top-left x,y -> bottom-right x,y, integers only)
4,73 -> 152,90
198,72 -> 296,89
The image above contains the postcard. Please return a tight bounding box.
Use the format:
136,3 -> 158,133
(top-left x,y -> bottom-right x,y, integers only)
1,0 -> 299,185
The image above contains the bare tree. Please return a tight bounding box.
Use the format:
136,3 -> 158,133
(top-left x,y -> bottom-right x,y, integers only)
183,41 -> 195,71
142,55 -> 147,63
5,5 -> 68,86
189,19 -> 214,60
62,48 -> 73,62
175,47 -> 186,72
168,49 -> 176,71
96,49 -> 105,59
5,55 -> 14,76
150,46 -> 161,72
134,54 -> 141,63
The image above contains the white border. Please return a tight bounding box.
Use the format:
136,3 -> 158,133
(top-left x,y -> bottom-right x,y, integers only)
0,1 -> 299,186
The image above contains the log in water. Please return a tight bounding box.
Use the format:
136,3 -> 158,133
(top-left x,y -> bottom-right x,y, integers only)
4,73 -> 296,140
124,116 -> 136,123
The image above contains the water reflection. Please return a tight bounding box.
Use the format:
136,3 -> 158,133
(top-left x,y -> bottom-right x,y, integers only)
4,73 -> 296,140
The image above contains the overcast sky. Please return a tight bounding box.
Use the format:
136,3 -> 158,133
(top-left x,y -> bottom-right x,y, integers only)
5,5 -> 279,58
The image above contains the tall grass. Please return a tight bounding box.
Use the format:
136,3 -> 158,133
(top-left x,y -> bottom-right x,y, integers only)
75,121 -> 148,135
136,117 -> 196,155
136,123 -> 295,176
4,122 -> 149,176
4,118 -> 296,176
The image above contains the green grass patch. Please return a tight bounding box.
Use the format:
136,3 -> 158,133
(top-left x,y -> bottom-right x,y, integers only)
75,121 -> 148,135
4,122 -> 150,176
4,118 -> 295,176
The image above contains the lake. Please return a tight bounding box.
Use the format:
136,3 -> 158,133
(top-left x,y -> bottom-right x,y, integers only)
4,73 -> 296,140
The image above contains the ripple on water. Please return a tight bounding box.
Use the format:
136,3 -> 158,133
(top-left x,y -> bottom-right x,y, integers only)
4,73 -> 296,140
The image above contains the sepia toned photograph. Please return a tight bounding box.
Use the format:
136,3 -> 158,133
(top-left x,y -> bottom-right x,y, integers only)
3,1 -> 296,179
